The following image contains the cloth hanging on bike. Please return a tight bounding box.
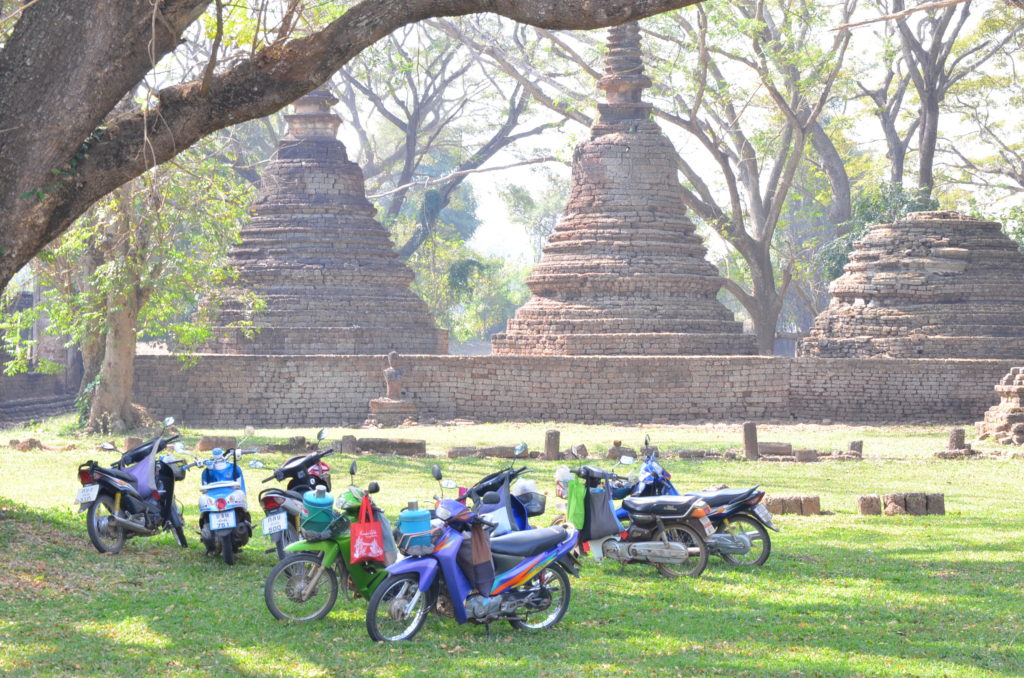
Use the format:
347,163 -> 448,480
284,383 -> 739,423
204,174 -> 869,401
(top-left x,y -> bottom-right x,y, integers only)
581,485 -> 624,542
350,495 -> 385,564
468,522 -> 496,595
566,477 -> 587,531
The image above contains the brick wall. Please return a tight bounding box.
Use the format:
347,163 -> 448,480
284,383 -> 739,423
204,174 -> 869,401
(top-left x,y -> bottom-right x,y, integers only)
131,354 -> 1017,428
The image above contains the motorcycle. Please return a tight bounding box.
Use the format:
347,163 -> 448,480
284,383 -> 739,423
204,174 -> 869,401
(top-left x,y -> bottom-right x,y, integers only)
263,461 -> 392,622
610,436 -> 777,566
189,430 -> 262,565
75,416 -> 189,554
462,442 -> 543,535
684,485 -> 777,566
562,463 -> 713,578
365,469 -> 579,642
257,428 -> 334,559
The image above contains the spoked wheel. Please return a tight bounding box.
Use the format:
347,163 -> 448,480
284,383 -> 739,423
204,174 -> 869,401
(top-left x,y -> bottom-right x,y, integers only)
221,533 -> 235,566
170,505 -> 188,548
366,574 -> 429,642
653,524 -> 709,578
509,564 -> 571,631
718,513 -> 772,567
265,553 -> 339,622
86,494 -> 126,554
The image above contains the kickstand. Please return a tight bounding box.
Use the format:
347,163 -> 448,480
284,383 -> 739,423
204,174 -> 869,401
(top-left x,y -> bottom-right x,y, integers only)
485,622 -> 491,638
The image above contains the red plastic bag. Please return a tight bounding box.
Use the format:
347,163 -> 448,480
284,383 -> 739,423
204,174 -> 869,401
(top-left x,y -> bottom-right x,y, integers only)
350,494 -> 385,564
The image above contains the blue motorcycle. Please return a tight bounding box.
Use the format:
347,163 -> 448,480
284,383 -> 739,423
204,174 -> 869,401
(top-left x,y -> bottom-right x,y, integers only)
365,479 -> 578,642
189,433 -> 263,565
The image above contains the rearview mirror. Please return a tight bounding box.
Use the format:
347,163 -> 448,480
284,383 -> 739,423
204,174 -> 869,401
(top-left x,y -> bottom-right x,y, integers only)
317,428 -> 327,441
618,455 -> 635,466
248,460 -> 265,469
100,442 -> 116,451
644,434 -> 650,447
173,442 -> 185,454
163,416 -> 175,427
431,464 -> 442,481
367,481 -> 380,494
349,461 -> 357,476
514,442 -> 527,456
440,479 -> 458,489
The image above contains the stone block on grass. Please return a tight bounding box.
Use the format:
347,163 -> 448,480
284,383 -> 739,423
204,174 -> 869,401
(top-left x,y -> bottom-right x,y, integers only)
905,492 -> 928,516
357,438 -> 426,456
800,496 -> 821,515
857,495 -> 882,515
925,493 -> 946,515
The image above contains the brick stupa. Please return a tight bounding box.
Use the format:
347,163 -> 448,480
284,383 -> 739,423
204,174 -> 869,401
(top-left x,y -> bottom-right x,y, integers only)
800,211 -> 1024,359
209,90 -> 447,355
977,367 -> 1024,444
491,23 -> 755,356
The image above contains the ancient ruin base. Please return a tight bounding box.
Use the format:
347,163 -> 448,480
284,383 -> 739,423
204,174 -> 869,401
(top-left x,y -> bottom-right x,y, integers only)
131,354 -> 1017,428
367,398 -> 418,427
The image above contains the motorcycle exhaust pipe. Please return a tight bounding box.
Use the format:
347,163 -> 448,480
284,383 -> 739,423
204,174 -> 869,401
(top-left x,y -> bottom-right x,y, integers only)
111,513 -> 157,535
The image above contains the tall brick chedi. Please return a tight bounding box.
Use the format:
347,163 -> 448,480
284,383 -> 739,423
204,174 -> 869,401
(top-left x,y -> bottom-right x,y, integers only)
210,90 -> 446,355
800,211 -> 1024,359
492,24 -> 754,356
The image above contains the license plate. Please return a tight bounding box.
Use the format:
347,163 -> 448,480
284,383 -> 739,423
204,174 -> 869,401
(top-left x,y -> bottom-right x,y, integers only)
209,510 -> 237,530
262,512 -> 287,536
753,504 -> 772,523
699,516 -> 714,536
75,484 -> 99,505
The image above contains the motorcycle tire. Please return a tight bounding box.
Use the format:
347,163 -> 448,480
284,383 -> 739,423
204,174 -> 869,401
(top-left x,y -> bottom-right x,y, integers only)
222,533 -> 235,566
170,505 -> 188,548
719,513 -> 772,567
653,524 -> 709,578
366,574 -> 429,642
509,564 -> 571,631
86,494 -> 127,554
274,525 -> 300,561
265,553 -> 339,622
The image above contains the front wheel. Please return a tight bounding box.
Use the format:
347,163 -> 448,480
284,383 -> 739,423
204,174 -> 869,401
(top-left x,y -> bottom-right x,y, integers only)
221,532 -> 235,566
366,574 -> 429,642
719,513 -> 772,566
86,494 -> 126,554
509,564 -> 570,631
653,524 -> 709,578
265,553 -> 339,622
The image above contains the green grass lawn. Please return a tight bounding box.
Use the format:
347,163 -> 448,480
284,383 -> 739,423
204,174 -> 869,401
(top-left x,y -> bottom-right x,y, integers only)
0,415 -> 1022,677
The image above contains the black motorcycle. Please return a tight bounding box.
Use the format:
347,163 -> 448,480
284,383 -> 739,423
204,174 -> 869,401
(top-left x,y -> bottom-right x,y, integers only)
75,416 -> 189,554
257,428 -> 335,559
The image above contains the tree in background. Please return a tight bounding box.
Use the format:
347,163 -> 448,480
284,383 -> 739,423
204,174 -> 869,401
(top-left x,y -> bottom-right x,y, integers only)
1,143 -> 258,432
500,171 -> 570,262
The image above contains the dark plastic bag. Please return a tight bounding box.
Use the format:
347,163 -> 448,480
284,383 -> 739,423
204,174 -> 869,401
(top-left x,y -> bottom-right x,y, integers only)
581,485 -> 623,542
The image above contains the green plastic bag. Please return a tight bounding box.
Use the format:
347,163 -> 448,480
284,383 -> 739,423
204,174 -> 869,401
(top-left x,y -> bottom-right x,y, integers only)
566,477 -> 586,530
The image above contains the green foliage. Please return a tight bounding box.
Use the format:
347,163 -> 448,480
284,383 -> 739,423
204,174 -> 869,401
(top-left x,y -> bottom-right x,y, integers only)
499,172 -> 569,261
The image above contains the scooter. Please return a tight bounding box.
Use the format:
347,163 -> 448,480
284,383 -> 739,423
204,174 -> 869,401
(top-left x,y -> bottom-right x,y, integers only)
566,463 -> 714,578
263,461 -> 393,622
258,428 -> 334,559
365,469 -> 579,642
189,430 -> 261,565
462,442 -> 541,535
75,416 -> 189,554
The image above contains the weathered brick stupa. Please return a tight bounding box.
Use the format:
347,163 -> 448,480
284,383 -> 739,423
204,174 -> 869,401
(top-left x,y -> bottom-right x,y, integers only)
977,367 -> 1024,444
209,90 -> 447,355
491,23 -> 755,356
800,211 -> 1024,359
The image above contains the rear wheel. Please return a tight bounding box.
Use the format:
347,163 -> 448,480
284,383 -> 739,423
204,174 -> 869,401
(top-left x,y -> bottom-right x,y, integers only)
86,494 -> 126,554
509,565 -> 570,631
653,524 -> 709,578
366,574 -> 429,642
275,524 -> 300,560
221,533 -> 235,566
265,553 -> 339,622
719,513 -> 771,567
170,504 -> 188,548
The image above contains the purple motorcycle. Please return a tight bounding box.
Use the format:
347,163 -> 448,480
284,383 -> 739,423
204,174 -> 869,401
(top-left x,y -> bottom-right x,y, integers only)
365,494 -> 579,642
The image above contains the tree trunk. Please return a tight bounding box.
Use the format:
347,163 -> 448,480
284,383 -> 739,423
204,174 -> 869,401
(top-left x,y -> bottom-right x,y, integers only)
916,92 -> 940,203
87,294 -> 141,434
77,329 -> 106,399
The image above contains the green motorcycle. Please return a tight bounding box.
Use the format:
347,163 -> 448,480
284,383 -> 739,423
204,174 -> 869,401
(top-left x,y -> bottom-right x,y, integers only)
263,463 -> 393,621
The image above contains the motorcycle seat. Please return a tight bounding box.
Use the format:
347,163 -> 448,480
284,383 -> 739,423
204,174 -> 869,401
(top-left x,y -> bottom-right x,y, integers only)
490,526 -> 567,557
622,495 -> 699,516
260,488 -> 303,501
685,487 -> 758,508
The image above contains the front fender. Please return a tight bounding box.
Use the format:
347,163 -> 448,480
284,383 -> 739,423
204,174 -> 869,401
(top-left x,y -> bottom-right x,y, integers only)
284,538 -> 341,567
385,556 -> 439,593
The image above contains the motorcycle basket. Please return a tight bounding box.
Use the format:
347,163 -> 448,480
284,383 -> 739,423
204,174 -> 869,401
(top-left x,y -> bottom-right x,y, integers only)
300,512 -> 347,542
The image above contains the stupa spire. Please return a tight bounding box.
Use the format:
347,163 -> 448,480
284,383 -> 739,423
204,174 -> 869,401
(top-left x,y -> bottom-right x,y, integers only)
595,22 -> 653,127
